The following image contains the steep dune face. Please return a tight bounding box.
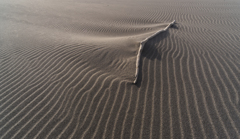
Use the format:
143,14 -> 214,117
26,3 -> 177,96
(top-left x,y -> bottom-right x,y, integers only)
1,0 -> 240,139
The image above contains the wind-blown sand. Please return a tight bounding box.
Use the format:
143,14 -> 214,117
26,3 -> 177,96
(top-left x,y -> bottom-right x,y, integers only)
1,0 -> 240,138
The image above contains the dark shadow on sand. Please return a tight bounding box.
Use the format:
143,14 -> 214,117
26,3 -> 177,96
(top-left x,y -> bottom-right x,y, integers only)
135,25 -> 178,87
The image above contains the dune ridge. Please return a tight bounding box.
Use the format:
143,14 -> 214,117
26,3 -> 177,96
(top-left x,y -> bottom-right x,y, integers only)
134,20 -> 176,84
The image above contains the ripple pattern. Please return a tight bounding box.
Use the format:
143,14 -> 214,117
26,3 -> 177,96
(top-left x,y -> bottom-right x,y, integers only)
1,0 -> 240,138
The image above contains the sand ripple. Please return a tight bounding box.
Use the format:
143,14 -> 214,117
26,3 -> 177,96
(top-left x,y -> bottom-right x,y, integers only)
1,0 -> 240,138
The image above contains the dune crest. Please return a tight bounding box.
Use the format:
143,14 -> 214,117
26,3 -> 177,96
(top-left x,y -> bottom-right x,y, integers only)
134,20 -> 176,84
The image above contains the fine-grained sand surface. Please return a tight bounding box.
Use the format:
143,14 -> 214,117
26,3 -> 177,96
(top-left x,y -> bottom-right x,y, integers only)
1,0 -> 240,138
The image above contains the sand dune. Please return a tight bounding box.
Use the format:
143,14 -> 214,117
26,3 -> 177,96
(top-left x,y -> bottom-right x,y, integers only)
1,0 -> 240,138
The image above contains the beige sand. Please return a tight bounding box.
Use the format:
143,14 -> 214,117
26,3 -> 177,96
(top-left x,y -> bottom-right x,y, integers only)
1,0 -> 240,138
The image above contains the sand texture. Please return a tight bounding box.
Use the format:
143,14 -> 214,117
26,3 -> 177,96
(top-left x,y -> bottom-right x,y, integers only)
1,0 -> 240,138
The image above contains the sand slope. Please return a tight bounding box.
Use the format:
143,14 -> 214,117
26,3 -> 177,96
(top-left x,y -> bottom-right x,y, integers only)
1,0 -> 240,138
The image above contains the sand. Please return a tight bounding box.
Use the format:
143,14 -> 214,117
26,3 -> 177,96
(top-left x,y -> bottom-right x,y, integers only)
1,0 -> 240,138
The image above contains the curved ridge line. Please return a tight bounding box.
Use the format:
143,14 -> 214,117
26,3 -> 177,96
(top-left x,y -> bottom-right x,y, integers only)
133,20 -> 176,84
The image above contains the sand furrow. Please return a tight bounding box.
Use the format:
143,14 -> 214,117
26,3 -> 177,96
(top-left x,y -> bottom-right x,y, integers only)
201,52 -> 240,137
10,62 -> 90,138
1,60 -> 88,137
185,44 -> 207,138
189,44 -> 219,138
195,47 -> 231,138
172,38 -> 185,139
139,40 -> 156,139
178,39 -> 195,138
58,76 -> 112,139
0,47 -> 90,112
1,0 -> 240,138
102,82 -> 124,139
0,46 -> 74,99
35,69 -> 106,138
